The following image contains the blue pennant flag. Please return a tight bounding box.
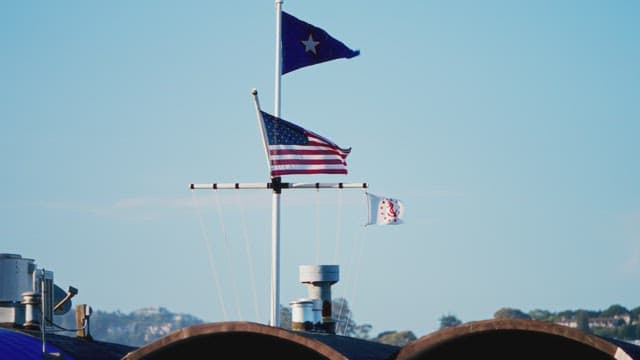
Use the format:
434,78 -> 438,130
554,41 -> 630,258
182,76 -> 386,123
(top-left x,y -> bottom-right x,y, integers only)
281,11 -> 360,75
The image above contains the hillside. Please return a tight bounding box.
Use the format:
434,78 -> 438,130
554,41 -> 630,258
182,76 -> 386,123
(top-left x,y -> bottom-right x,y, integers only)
53,303 -> 640,347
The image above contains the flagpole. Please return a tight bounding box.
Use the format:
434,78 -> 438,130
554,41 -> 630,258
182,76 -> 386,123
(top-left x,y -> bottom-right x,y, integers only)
254,85 -> 281,327
269,178 -> 281,328
274,0 -> 282,118
252,89 -> 271,175
271,0 -> 283,328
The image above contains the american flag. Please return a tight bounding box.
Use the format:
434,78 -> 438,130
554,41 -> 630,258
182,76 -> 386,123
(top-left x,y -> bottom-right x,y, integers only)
260,111 -> 351,176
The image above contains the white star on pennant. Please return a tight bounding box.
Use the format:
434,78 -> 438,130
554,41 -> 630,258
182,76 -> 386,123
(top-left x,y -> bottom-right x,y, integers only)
301,34 -> 320,55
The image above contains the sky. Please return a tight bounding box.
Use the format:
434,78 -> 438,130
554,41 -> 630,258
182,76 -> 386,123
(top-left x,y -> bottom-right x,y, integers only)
2,1 -> 639,338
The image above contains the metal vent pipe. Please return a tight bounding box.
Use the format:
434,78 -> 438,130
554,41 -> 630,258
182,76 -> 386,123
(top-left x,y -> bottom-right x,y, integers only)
299,265 -> 339,334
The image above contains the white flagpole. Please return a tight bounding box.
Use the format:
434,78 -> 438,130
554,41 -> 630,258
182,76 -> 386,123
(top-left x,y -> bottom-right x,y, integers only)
270,179 -> 281,328
274,0 -> 282,118
252,89 -> 271,176
254,85 -> 282,327
270,0 -> 283,328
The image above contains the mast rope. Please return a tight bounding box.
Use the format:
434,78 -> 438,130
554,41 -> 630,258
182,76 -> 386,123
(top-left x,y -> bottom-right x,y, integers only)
236,191 -> 262,321
214,191 -> 244,320
338,226 -> 366,335
335,190 -> 368,335
191,190 -> 228,321
333,189 -> 344,264
314,189 -> 321,264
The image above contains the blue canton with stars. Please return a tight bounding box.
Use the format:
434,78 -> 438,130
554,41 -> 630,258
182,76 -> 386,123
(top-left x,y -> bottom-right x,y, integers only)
261,111 -> 308,145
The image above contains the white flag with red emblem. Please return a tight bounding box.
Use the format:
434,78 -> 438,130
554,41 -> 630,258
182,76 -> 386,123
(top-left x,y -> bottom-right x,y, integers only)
365,192 -> 405,226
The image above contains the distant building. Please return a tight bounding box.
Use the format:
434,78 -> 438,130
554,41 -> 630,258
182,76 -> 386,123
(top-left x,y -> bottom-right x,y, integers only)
556,314 -> 632,329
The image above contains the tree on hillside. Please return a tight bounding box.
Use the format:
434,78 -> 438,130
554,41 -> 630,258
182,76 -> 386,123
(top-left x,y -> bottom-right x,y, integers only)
576,310 -> 591,333
333,298 -> 356,336
528,309 -> 552,321
494,307 -> 531,320
557,310 -> 575,319
438,314 -> 462,329
601,304 -> 629,317
280,305 -> 291,329
353,323 -> 373,339
375,330 -> 417,346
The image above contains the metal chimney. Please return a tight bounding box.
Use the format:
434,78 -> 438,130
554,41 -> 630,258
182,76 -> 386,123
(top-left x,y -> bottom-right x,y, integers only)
21,291 -> 40,329
0,253 -> 36,326
289,298 -> 314,331
0,254 -> 36,304
299,265 -> 339,334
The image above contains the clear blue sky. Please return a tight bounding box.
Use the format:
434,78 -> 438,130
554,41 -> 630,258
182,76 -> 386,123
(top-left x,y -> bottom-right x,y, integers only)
2,1 -> 639,337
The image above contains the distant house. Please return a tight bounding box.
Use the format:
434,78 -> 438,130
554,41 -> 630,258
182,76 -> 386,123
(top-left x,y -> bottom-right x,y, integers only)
556,318 -> 578,328
589,314 -> 631,329
556,314 -> 631,329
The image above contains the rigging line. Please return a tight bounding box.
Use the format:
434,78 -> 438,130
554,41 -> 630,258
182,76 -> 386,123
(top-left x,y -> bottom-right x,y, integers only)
333,189 -> 344,265
191,190 -> 228,321
315,188 -> 321,265
343,227 -> 365,334
331,191 -> 346,334
340,225 -> 366,336
334,230 -> 354,335
236,191 -> 262,322
214,191 -> 244,320
334,293 -> 346,335
337,191 -> 368,335
347,226 -> 366,334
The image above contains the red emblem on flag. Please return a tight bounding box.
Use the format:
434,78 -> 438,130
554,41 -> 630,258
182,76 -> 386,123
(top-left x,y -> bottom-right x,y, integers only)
378,198 -> 401,224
